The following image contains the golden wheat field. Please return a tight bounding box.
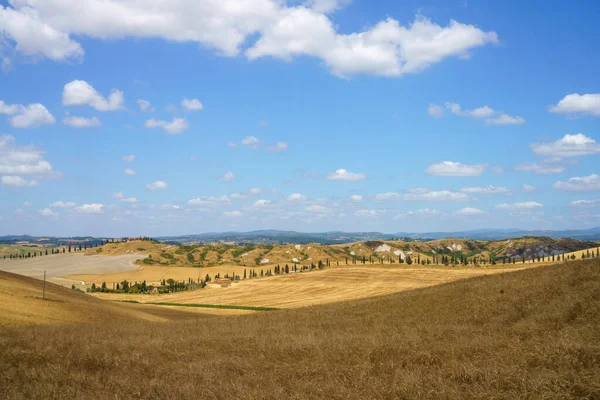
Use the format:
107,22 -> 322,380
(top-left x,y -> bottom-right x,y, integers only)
88,264 -> 531,309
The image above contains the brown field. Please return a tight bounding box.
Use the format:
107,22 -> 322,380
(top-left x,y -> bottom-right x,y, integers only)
88,264 -> 531,309
1,259 -> 599,398
0,271 -> 203,327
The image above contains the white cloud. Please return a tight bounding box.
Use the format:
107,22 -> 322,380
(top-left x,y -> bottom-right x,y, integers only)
181,98 -> 204,111
223,210 -> 244,217
460,185 -> 510,194
257,120 -> 269,127
442,102 -> 524,125
404,189 -> 468,202
241,136 -> 261,149
427,104 -> 444,118
63,115 -> 101,128
249,188 -> 261,195
394,209 -> 439,219
496,202 -> 543,210
426,161 -> 486,176
220,171 -> 235,181
23,201 -> 32,207
1,3 -> 497,78
122,154 -> 135,162
146,181 -> 168,190
8,103 -> 56,128
137,99 -> 154,112
0,135 -> 56,180
253,199 -> 271,207
75,203 -> 104,214
124,168 -> 137,176
62,80 -> 124,111
571,199 -> 600,208
39,208 -> 58,217
530,134 -> 600,157
553,174 -> 600,192
231,188 -> 261,199
188,195 -> 230,206
306,204 -> 330,213
492,165 -> 504,174
49,201 -> 76,208
522,184 -> 536,193
513,159 -> 567,175
354,209 -> 381,217
445,102 -> 495,118
549,93 -> 600,117
326,168 -> 366,181
227,141 -> 237,148
145,118 -> 189,134
350,194 -> 363,202
376,189 -> 468,202
456,207 -> 484,215
120,197 -> 137,203
1,175 -> 38,187
112,192 -> 125,199
267,141 -> 289,152
287,193 -> 307,201
485,114 -> 525,125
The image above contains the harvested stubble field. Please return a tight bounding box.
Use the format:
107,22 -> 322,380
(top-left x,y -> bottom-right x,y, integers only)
90,264 -> 530,310
1,259 -> 599,399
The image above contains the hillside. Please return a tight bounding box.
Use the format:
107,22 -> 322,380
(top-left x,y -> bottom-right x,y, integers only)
0,271 -> 202,327
1,259 -> 599,398
83,238 -> 599,268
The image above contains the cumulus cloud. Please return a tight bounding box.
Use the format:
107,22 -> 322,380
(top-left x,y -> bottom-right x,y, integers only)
146,180 -> 168,190
223,210 -> 243,217
350,194 -> 363,202
231,188 -> 261,199
287,193 -> 307,201
63,115 -> 101,128
39,208 -> 58,217
496,202 -> 543,210
354,209 -> 381,217
455,207 -> 484,215
394,209 -> 439,219
124,168 -> 136,176
266,141 -> 289,152
435,102 -> 524,125
181,98 -> 204,111
571,199 -> 600,207
305,204 -> 330,213
530,134 -> 600,157
253,199 -> 271,207
427,104 -> 444,118
426,161 -> 486,176
75,203 -> 104,213
549,93 -> 600,117
0,101 -> 55,128
0,3 -> 497,78
0,135 -> 57,185
49,201 -> 76,208
522,184 -> 536,193
219,171 -> 235,181
188,195 -> 230,206
553,174 -> 600,192
137,99 -> 154,112
1,175 -> 38,187
122,155 -> 135,162
120,197 -> 138,203
485,114 -> 525,125
377,189 -> 468,202
241,136 -> 261,149
62,80 -> 124,111
145,118 -> 189,134
460,185 -> 510,194
326,168 -> 366,181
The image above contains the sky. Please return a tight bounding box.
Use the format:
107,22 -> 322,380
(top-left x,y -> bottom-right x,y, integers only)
0,0 -> 599,237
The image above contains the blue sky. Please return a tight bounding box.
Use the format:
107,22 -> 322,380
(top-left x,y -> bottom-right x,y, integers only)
0,0 -> 599,236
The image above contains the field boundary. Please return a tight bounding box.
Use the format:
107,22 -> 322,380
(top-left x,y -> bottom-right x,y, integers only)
115,300 -> 280,311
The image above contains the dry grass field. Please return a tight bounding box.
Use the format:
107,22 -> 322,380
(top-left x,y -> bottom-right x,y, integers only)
0,271 -> 203,327
89,264 -> 530,310
1,259 -> 599,398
